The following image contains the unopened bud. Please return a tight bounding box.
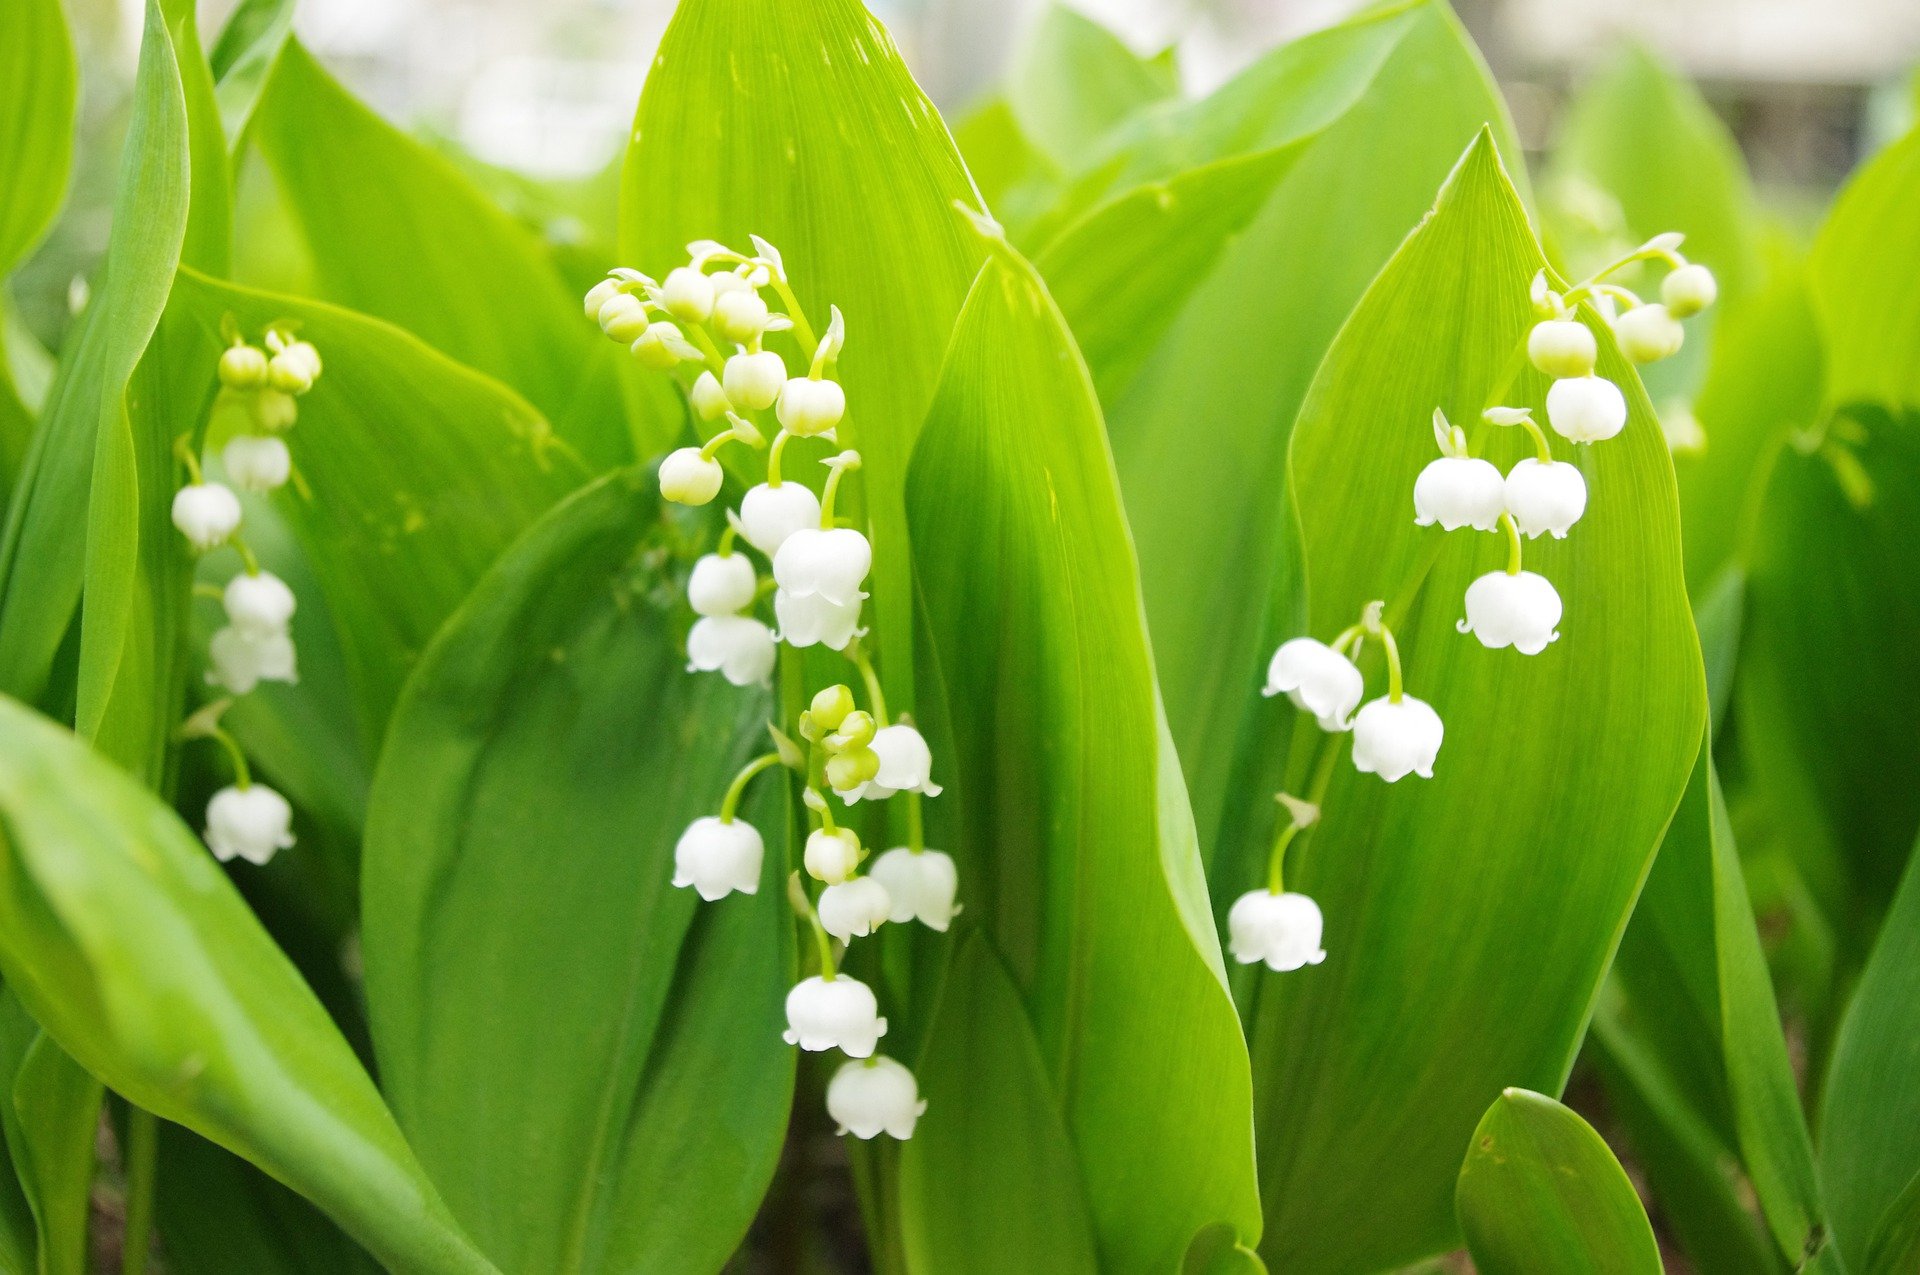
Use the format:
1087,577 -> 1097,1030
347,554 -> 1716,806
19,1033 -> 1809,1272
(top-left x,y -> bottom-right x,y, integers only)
827,710 -> 876,752
659,447 -> 723,505
810,684 -> 856,732
1660,264 -> 1716,318
825,747 -> 881,792
218,345 -> 269,389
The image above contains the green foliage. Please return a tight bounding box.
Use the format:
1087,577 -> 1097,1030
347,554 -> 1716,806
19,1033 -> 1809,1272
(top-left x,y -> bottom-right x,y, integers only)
1007,5 -> 1175,171
0,991 -> 97,1275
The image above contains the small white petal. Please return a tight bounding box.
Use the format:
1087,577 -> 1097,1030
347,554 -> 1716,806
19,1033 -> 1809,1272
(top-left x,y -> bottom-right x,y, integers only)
1351,695 -> 1444,782
1263,638 -> 1364,731
1413,457 -> 1505,532
827,1056 -> 927,1140
687,553 -> 757,616
739,482 -> 821,556
783,975 -> 887,1057
207,626 -> 298,695
221,435 -> 292,493
1457,571 -> 1562,655
775,590 -> 863,651
818,877 -> 892,941
868,848 -> 960,931
223,571 -> 296,639
772,527 -> 871,605
671,815 -> 763,900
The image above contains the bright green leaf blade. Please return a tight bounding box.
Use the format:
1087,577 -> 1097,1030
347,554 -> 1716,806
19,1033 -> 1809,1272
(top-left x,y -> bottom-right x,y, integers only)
621,0 -> 985,712
907,249 -> 1261,1272
362,470 -> 791,1275
251,40 -> 643,469
1246,133 -> 1704,1272
167,267 -> 582,756
208,0 -> 295,143
1821,831 -> 1920,1270
953,98 -> 1061,237
899,937 -> 1101,1275
0,696 -> 496,1275
1455,1088 -> 1662,1275
0,0 -> 75,277
1865,1170 -> 1920,1275
0,992 -> 97,1275
1007,4 -> 1175,171
1809,126 -> 1920,411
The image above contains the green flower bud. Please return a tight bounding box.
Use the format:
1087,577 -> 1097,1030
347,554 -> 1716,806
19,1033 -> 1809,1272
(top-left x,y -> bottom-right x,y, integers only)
1660,263 -> 1716,318
1526,319 -> 1596,379
254,388 -> 299,433
598,292 -> 650,343
1612,303 -> 1684,364
810,684 -> 856,732
267,349 -> 314,394
218,344 -> 269,389
827,709 -> 875,752
659,446 -> 724,505
825,746 -> 880,792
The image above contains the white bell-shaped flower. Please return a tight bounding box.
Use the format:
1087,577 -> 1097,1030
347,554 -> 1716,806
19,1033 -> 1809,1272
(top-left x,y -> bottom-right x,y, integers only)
776,378 -> 846,437
713,288 -> 771,344
204,783 -> 295,865
723,350 -> 787,412
222,435 -> 291,493
868,848 -> 960,931
687,552 -> 756,616
1263,638 -> 1363,731
818,877 -> 892,941
1504,458 -> 1587,539
671,815 -> 763,900
661,266 -> 716,323
690,370 -> 730,421
774,589 -> 863,651
1613,303 -> 1684,364
1526,319 -> 1596,379
171,483 -> 242,551
583,277 -> 621,322
631,322 -> 692,371
218,344 -> 269,389
827,1057 -> 927,1140
659,447 -> 723,506
1413,456 -> 1505,532
739,481 -> 820,556
597,292 -> 650,343
773,527 -> 871,606
804,827 -> 862,884
1661,263 -> 1717,318
268,349 -> 315,395
686,615 -> 776,686
783,974 -> 887,1056
838,724 -> 942,803
1545,376 -> 1627,443
1458,570 -> 1562,655
1351,695 -> 1444,782
1227,890 -> 1327,972
207,626 -> 298,695
223,571 -> 296,639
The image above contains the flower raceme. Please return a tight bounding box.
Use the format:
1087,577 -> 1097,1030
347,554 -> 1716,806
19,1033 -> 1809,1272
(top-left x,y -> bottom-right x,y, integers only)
600,238 -> 951,1142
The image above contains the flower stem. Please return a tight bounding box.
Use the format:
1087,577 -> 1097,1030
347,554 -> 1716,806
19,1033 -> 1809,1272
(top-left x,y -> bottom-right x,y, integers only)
767,430 -> 792,486
121,1106 -> 158,1275
172,435 -> 204,484
849,643 -> 889,727
1378,625 -> 1405,703
819,452 -> 860,526
207,726 -> 252,789
906,790 -> 925,854
720,752 -> 783,822
233,537 -> 261,577
769,279 -> 819,360
787,872 -> 839,980
1501,512 -> 1523,576
685,323 -> 728,376
718,519 -> 739,557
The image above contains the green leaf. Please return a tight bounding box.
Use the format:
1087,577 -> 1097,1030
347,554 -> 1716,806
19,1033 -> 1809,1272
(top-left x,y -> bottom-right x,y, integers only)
0,695 -> 495,1275
1821,832 -> 1920,1271
251,40 -> 644,469
620,0 -> 985,713
906,248 -> 1261,1272
1244,134 -> 1704,1272
953,99 -> 1061,238
1455,1088 -> 1662,1275
361,470 -> 792,1274
1007,4 -> 1176,172
0,992 -> 97,1275
0,0 -> 74,278
1809,126 -> 1920,412
207,0 -> 295,143
166,268 -> 582,757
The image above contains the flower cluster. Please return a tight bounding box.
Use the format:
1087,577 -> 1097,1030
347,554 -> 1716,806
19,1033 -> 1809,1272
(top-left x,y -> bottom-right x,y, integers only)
1230,236 -> 1717,976
171,324 -> 324,867
591,239 -> 957,1142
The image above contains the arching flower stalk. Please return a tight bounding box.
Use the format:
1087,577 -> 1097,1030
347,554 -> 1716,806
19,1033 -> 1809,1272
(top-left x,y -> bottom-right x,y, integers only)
1233,236 -> 1716,974
173,321 -> 323,867
591,238 -> 952,1141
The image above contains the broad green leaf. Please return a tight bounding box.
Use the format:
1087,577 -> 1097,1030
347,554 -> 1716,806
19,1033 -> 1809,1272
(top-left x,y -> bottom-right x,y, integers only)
1245,134 -> 1704,1272
362,470 -> 791,1275
0,696 -> 495,1275
621,0 -> 985,713
251,40 -> 644,469
208,0 -> 295,143
898,939 -> 1100,1275
1007,5 -> 1176,171
0,992 -> 96,1275
1455,1088 -> 1662,1275
1809,126 -> 1920,411
953,99 -> 1061,238
1821,834 -> 1920,1271
1046,0 -> 1522,860
907,249 -> 1261,1272
167,267 -> 581,757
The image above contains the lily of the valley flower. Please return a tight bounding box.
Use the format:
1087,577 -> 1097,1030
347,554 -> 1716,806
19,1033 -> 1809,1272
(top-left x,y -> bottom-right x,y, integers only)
1263,637 -> 1364,731
671,815 -> 764,900
1458,570 -> 1562,655
218,344 -> 269,389
1526,318 -> 1597,379
804,826 -> 863,884
597,292 -> 650,343
222,434 -> 292,493
659,447 -> 724,506
1503,458 -> 1587,539
661,266 -> 717,323
775,589 -> 863,651
223,571 -> 296,639
1227,889 -> 1327,972
773,527 -> 872,606
723,349 -> 786,411
171,482 -> 242,551
207,626 -> 298,695
739,481 -> 821,556
826,1056 -> 927,1140
687,552 -> 757,617
776,377 -> 846,437
204,783 -> 296,866
818,876 -> 892,941
1612,303 -> 1684,364
836,724 -> 941,803
713,285 -> 772,344
868,848 -> 960,931
1351,695 -> 1444,782
1415,409 -> 1505,531
631,321 -> 698,371
686,615 -> 776,686
784,974 -> 887,1056
1545,375 -> 1627,443
690,370 -> 730,421
1661,263 -> 1717,317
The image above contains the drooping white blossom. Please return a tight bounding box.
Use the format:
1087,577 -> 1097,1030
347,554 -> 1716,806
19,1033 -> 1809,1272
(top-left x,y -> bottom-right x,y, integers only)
1413,456 -> 1506,532
1545,376 -> 1627,444
713,287 -> 772,344
687,552 -> 757,617
1503,458 -> 1587,539
597,292 -> 650,343
826,1057 -> 927,1140
1227,890 -> 1327,972
171,483 -> 243,551
686,615 -> 776,686
773,527 -> 871,606
783,974 -> 887,1056
1458,570 -> 1562,655
690,370 -> 730,421
739,481 -> 821,556
776,378 -> 846,437
805,827 -> 863,884
583,277 -> 622,322
774,589 -> 863,651
1612,303 -> 1684,364
659,447 -> 724,506
837,724 -> 941,803
1526,318 -> 1597,379
204,783 -> 296,865
1263,638 -> 1364,731
223,571 -> 296,639
723,350 -> 787,412
1661,264 -> 1717,318
661,266 -> 716,323
1351,695 -> 1444,782
671,815 -> 764,900
818,876 -> 893,941
206,626 -> 298,695
222,434 -> 292,493
868,848 -> 960,931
